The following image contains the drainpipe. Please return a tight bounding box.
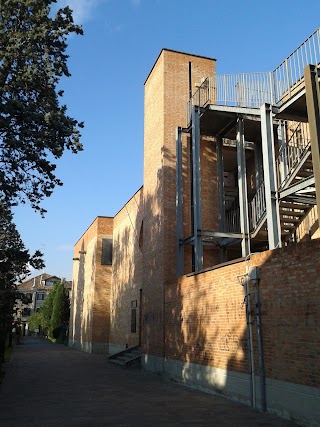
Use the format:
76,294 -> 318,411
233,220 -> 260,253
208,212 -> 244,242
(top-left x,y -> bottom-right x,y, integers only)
248,266 -> 267,412
243,275 -> 256,408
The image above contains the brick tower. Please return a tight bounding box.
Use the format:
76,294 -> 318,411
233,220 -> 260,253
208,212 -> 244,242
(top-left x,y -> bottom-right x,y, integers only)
142,49 -> 216,370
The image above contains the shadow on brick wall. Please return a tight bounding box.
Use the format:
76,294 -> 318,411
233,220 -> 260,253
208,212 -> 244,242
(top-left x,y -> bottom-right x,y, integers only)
109,142 -> 320,423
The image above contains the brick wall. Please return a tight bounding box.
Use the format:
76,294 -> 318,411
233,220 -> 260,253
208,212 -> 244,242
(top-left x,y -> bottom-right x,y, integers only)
250,240 -> 320,388
92,218 -> 113,348
109,188 -> 143,350
142,50 -> 216,356
164,238 -> 320,388
69,216 -> 113,353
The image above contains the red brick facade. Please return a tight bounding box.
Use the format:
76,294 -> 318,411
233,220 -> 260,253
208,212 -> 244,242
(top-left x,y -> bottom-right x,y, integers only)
69,216 -> 113,353
165,239 -> 320,388
70,48 -> 319,425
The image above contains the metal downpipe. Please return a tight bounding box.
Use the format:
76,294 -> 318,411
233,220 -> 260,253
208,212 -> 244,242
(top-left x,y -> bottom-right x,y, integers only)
253,276 -> 267,411
244,276 -> 256,409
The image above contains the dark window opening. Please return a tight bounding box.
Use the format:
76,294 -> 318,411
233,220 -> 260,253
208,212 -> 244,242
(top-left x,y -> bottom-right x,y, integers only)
23,308 -> 31,316
139,221 -> 144,251
101,238 -> 113,265
131,300 -> 137,333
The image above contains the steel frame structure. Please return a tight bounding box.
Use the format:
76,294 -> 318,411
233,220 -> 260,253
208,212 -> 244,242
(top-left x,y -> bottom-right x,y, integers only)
176,66 -> 320,275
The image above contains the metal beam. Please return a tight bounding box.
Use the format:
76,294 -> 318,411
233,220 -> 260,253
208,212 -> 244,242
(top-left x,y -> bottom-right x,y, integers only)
260,103 -> 282,250
236,117 -> 251,256
217,137 -> 225,232
202,230 -> 243,239
282,194 -> 317,205
277,121 -> 288,186
191,106 -> 203,271
176,127 -> 184,277
254,141 -> 263,189
208,104 -> 261,116
280,149 -> 311,190
183,236 -> 194,245
304,64 -> 320,228
217,137 -> 227,262
279,175 -> 315,200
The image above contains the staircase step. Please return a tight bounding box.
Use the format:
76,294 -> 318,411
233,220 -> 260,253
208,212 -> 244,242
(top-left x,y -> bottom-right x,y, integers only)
109,359 -> 126,366
280,216 -> 301,223
280,223 -> 296,229
129,352 -> 141,357
280,202 -> 308,209
278,229 -> 291,237
108,345 -> 141,368
304,160 -> 313,168
296,170 -> 314,178
117,355 -> 134,362
280,207 -> 305,216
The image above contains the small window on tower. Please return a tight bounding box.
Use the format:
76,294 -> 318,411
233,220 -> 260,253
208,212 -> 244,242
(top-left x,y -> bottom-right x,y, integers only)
101,238 -> 113,265
139,221 -> 144,251
131,300 -> 137,333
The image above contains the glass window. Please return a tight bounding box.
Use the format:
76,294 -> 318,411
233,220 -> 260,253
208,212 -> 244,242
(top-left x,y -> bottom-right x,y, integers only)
101,238 -> 113,265
131,300 -> 137,333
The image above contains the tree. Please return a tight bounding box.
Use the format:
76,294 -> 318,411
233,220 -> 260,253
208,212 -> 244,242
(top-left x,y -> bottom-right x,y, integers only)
28,282 -> 70,340
27,310 -> 43,332
39,282 -> 56,333
50,282 -> 69,338
0,0 -> 84,215
0,202 -> 44,364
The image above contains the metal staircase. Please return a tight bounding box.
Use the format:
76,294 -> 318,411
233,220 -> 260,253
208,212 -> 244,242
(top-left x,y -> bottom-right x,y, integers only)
249,123 -> 316,242
177,28 -> 320,275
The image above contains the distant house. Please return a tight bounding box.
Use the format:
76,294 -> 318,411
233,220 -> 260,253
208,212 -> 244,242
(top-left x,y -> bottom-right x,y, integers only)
14,273 -> 72,334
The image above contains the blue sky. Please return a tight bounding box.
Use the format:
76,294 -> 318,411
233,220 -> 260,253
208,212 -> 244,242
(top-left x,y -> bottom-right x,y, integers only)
13,0 -> 320,280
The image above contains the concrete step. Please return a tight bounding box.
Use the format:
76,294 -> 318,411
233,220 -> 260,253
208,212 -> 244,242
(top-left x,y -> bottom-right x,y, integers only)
108,358 -> 126,366
129,350 -> 141,356
108,346 -> 141,367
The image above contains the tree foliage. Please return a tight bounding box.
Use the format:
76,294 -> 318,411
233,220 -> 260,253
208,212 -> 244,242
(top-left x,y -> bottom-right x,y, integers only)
0,0 -> 83,362
27,310 -> 43,331
28,282 -> 69,339
38,282 -> 55,332
0,203 -> 44,362
50,282 -> 69,333
0,0 -> 84,214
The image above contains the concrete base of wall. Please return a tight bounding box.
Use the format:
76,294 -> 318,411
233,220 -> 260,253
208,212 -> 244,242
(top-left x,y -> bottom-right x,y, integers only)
108,343 -> 127,355
68,340 -> 109,354
142,354 -> 320,427
265,377 -> 320,427
142,354 -> 250,404
91,343 -> 109,354
68,339 -> 92,353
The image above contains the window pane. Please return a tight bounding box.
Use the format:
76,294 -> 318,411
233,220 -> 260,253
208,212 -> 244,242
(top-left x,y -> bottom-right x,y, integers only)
131,308 -> 137,333
101,238 -> 113,265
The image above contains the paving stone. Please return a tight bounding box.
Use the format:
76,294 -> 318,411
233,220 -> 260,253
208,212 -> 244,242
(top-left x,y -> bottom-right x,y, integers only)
0,337 -> 299,426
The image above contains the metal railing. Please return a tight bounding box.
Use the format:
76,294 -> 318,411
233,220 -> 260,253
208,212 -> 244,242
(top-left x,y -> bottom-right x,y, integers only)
250,183 -> 266,232
186,28 -> 320,123
186,77 -> 214,125
216,73 -> 274,107
225,207 -> 240,233
276,122 -> 311,188
273,28 -> 320,104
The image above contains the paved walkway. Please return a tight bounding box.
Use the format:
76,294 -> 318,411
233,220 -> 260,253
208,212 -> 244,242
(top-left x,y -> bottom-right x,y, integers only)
0,337 -> 298,427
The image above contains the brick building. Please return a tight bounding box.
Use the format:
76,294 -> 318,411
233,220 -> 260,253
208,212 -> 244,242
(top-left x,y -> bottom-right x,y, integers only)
15,273 -> 71,334
70,30 -> 320,426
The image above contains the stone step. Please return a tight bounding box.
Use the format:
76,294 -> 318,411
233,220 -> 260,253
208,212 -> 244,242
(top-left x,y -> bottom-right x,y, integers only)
108,358 -> 126,366
117,355 -> 134,362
